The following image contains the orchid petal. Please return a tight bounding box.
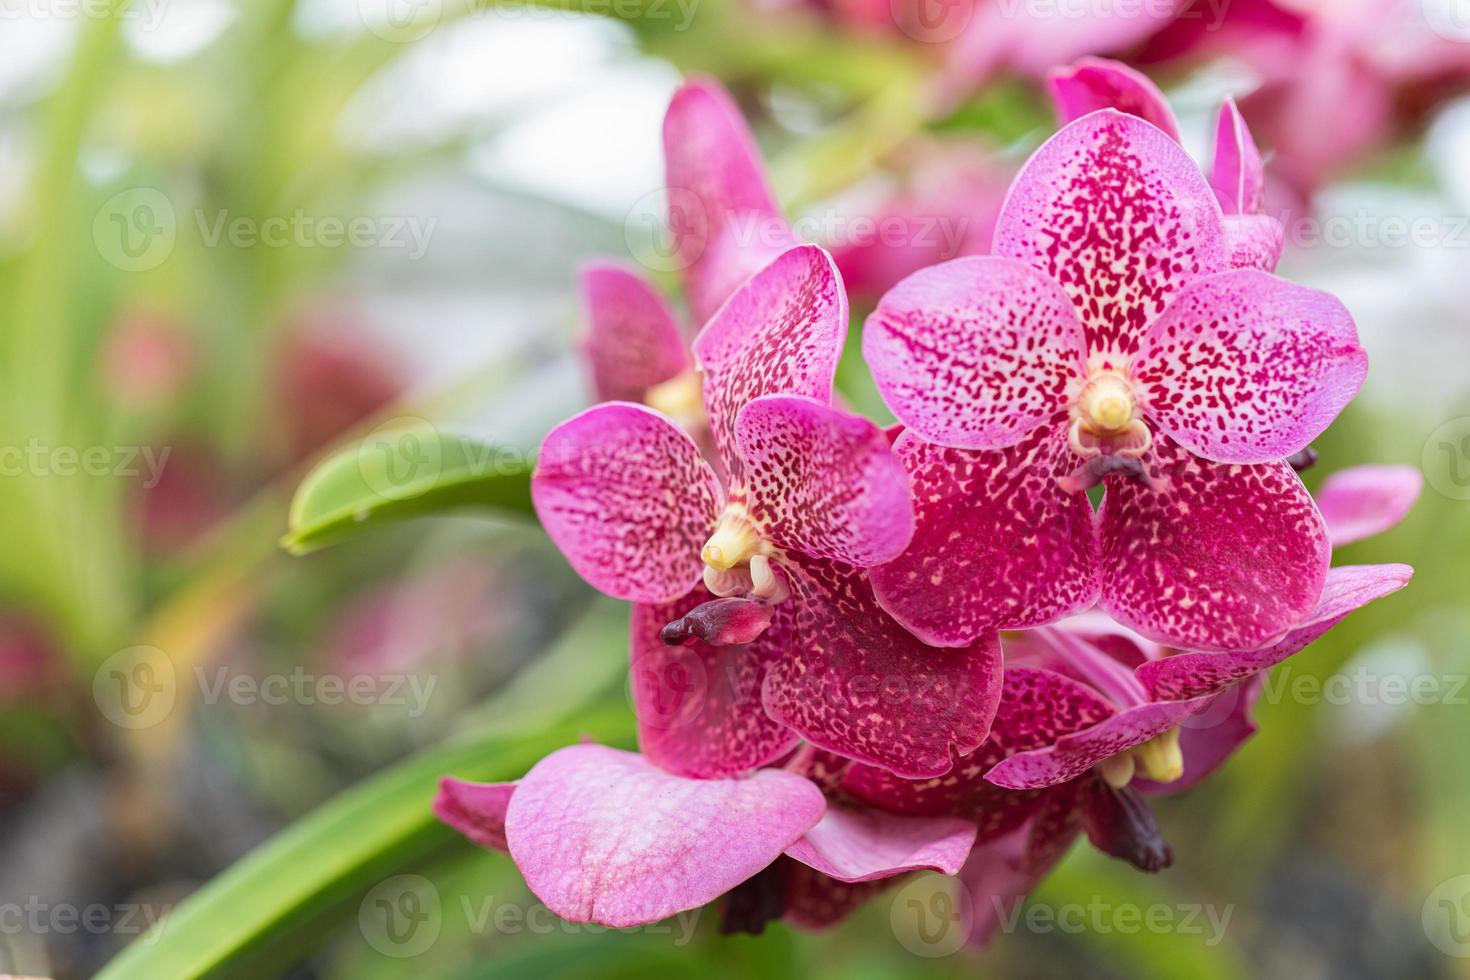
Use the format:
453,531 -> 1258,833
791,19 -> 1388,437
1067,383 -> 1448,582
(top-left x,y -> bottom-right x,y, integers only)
1134,269 -> 1366,464
504,744 -> 825,927
762,557 -> 1002,779
533,403 -> 720,603
994,110 -> 1227,359
1099,438 -> 1330,651
785,807 -> 978,883
1211,97 -> 1266,215
692,244 -> 847,483
435,777 -> 514,852
1316,465 -> 1422,547
869,427 -> 1100,646
580,262 -> 690,403
1139,677 -> 1262,795
1223,213 -> 1286,271
1137,563 -> 1414,700
862,255 -> 1085,450
1049,58 -> 1181,142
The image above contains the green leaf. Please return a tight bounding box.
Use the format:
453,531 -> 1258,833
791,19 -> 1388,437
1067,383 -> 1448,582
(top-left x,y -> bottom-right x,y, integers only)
94,704 -> 634,980
282,423 -> 537,556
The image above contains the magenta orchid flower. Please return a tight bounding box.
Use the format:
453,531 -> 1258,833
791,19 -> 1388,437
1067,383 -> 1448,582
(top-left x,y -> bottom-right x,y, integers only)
536,243 -> 1002,778
863,108 -> 1368,652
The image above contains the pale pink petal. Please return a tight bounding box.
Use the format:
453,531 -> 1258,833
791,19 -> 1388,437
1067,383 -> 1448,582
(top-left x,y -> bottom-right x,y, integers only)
1211,98 -> 1266,215
692,244 -> 847,483
580,261 -> 690,404
532,403 -> 719,603
1099,438 -> 1330,651
435,777 -> 515,852
763,556 -> 1003,779
1133,269 -> 1366,464
785,807 -> 977,883
664,77 -> 793,326
1315,465 -> 1422,547
1223,213 -> 1285,271
738,395 -> 914,567
631,589 -> 798,779
862,256 -> 1085,450
1048,58 -> 1181,142
504,744 -> 825,927
1137,563 -> 1414,700
994,110 -> 1227,359
869,426 -> 1100,647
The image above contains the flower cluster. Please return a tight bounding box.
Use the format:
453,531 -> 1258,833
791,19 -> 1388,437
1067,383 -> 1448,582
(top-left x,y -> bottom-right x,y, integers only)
435,76 -> 1416,944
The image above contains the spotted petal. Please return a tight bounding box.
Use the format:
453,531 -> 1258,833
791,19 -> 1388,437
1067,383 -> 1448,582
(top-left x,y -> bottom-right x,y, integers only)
580,261 -> 690,404
532,403 -> 720,603
1315,465 -> 1421,547
1048,58 -> 1181,142
630,588 -> 798,779
1133,269 -> 1366,464
785,807 -> 977,883
1099,438 -> 1330,651
763,556 -> 1002,779
994,110 -> 1227,359
1211,98 -> 1265,216
504,744 -> 825,927
665,77 -> 794,326
1223,213 -> 1286,271
862,255 -> 1085,450
435,777 -> 514,852
692,244 -> 847,483
739,395 -> 914,566
869,426 -> 1100,647
1137,563 -> 1414,700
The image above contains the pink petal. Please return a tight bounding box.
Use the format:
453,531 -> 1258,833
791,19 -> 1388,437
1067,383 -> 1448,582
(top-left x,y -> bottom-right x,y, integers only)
504,744 -> 825,927
1315,465 -> 1422,547
1223,213 -> 1285,271
664,77 -> 793,326
631,589 -> 799,779
739,395 -> 914,567
1140,677 -> 1261,795
1048,58 -> 1181,142
869,426 -> 1100,647
579,262 -> 690,404
762,556 -> 1003,779
785,807 -> 978,883
532,403 -> 720,603
692,244 -> 847,484
1099,438 -> 1330,651
862,255 -> 1085,450
1137,563 -> 1414,700
435,777 -> 515,852
1133,270 -> 1366,464
994,110 -> 1227,359
1211,98 -> 1266,215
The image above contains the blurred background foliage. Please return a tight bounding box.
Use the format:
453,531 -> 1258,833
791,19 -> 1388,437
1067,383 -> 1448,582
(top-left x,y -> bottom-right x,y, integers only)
0,0 -> 1468,977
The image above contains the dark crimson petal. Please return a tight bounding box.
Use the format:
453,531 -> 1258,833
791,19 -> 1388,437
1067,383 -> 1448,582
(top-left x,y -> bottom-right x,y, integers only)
870,426 -> 1101,647
631,588 -> 799,779
782,859 -> 904,931
1099,436 -> 1331,651
762,556 -> 1002,779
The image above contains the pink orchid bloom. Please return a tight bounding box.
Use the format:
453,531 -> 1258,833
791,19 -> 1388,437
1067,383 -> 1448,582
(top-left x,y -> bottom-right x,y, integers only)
1049,57 -> 1285,272
537,243 -> 1003,779
434,743 -> 975,929
863,108 -> 1368,652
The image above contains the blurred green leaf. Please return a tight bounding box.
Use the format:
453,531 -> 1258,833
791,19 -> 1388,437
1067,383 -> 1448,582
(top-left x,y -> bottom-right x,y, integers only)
282,428 -> 536,556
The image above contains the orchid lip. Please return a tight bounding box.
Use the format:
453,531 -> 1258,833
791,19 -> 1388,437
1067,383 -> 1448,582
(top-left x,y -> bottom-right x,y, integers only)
1075,370 -> 1140,437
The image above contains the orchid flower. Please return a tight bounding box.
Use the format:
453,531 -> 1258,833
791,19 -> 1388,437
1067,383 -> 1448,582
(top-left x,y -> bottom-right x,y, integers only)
863,108 -> 1368,652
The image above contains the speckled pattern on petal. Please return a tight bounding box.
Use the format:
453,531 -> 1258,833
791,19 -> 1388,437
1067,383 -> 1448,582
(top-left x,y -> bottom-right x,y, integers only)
1048,58 -> 1181,141
630,588 -> 798,779
1222,213 -> 1285,271
762,556 -> 1002,779
738,395 -> 915,567
504,744 -> 825,928
870,426 -> 1100,646
533,403 -> 720,603
862,255 -> 1085,450
1099,436 -> 1330,651
1133,269 -> 1365,464
785,806 -> 977,882
435,777 -> 515,852
993,110 -> 1227,359
580,262 -> 690,403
